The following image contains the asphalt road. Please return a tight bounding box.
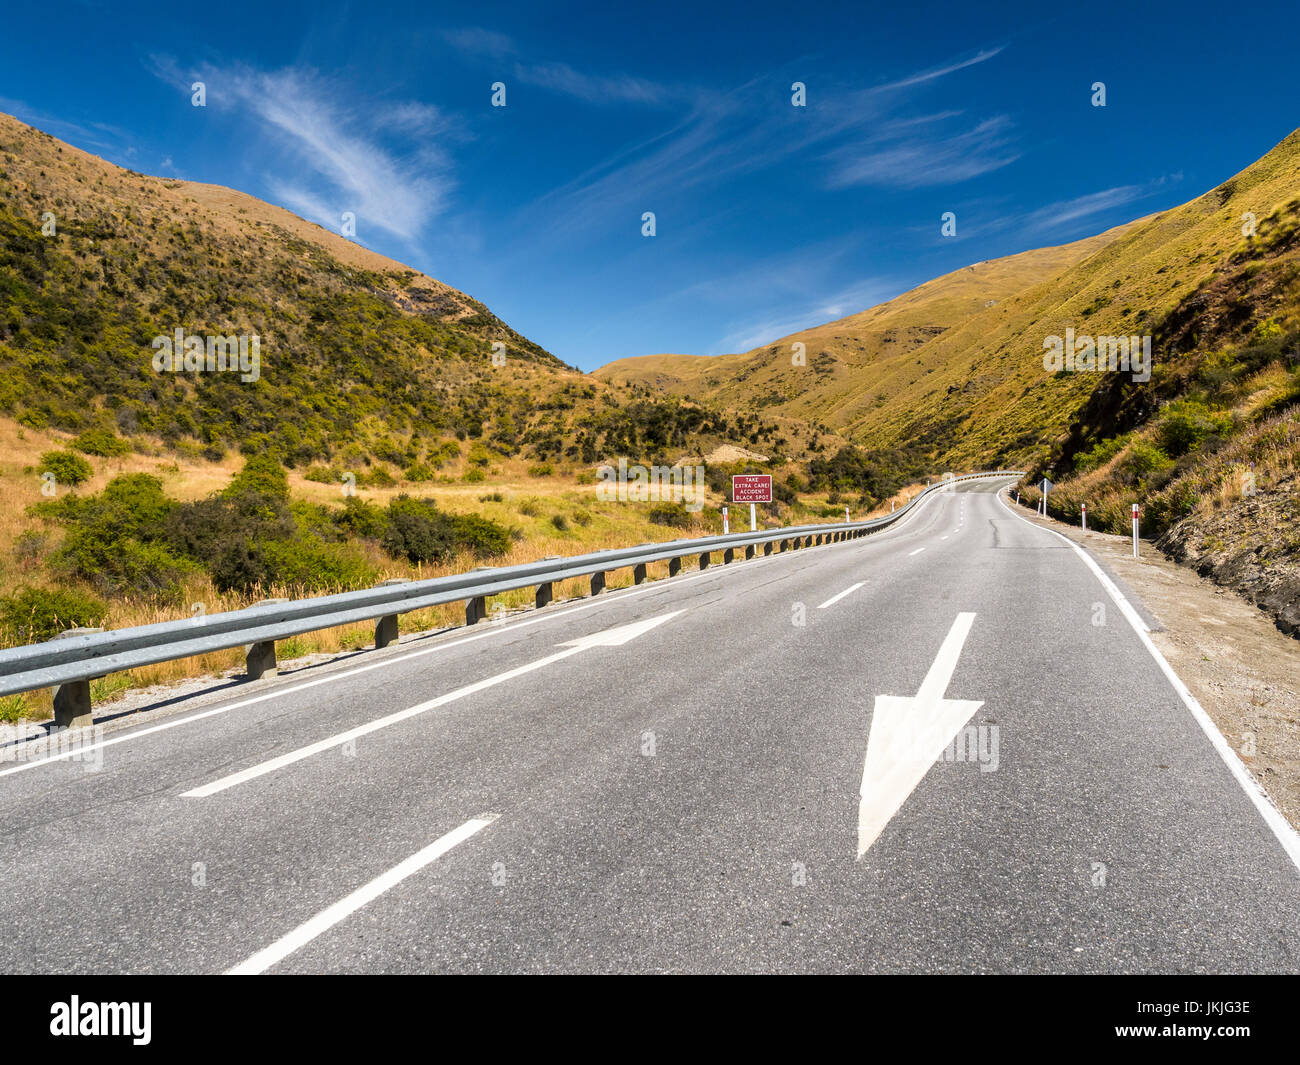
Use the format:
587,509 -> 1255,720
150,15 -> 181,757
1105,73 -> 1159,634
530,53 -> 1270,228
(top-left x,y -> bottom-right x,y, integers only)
3,479 -> 1299,974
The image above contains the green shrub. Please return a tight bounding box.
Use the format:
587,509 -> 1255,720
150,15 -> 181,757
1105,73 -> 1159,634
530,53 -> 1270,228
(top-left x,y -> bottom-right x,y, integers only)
224,454 -> 289,501
38,449 -> 93,487
1118,440 -> 1176,485
381,496 -> 511,563
648,502 -> 692,528
0,584 -> 108,645
72,427 -> 131,457
478,492 -> 505,503
452,514 -> 512,558
550,514 -> 570,532
258,539 -> 377,592
304,464 -> 340,484
462,468 -> 486,483
382,496 -> 458,563
404,462 -> 438,482
333,496 -> 387,538
427,440 -> 461,468
518,497 -> 542,517
1075,433 -> 1131,472
361,465 -> 396,488
45,474 -> 191,597
59,533 -> 193,598
528,463 -> 554,477
1155,400 -> 1233,458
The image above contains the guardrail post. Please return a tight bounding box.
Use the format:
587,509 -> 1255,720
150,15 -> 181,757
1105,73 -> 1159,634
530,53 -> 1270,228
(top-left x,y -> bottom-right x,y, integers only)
244,599 -> 288,680
723,548 -> 735,564
763,542 -> 773,555
590,571 -> 606,595
535,582 -> 553,608
50,627 -> 103,729
745,544 -> 755,560
633,562 -> 648,585
669,557 -> 682,577
466,596 -> 487,625
373,578 -> 410,648
698,551 -> 711,570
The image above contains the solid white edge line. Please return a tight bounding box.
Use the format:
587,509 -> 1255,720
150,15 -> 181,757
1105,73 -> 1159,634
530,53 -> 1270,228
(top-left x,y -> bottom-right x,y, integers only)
817,582 -> 866,610
995,489 -> 1300,875
2,480 -> 957,778
226,815 -> 498,975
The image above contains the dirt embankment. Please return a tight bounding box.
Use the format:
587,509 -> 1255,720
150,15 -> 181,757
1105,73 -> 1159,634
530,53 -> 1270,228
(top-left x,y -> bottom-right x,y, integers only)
1157,470 -> 1300,638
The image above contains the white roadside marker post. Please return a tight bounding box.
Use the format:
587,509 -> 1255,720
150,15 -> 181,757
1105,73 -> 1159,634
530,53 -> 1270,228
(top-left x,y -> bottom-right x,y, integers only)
844,505 -> 850,524
722,505 -> 729,535
1081,503 -> 1087,532
1132,503 -> 1139,557
749,502 -> 756,532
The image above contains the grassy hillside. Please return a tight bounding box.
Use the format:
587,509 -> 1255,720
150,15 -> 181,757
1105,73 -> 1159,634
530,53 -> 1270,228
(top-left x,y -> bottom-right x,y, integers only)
0,112 -> 832,474
598,128 -> 1300,476
600,127 -> 1300,634
596,226 -> 1134,451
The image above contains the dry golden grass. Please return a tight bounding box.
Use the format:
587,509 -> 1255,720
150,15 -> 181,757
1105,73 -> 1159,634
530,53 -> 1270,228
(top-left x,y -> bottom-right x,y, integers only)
0,415 -> 920,721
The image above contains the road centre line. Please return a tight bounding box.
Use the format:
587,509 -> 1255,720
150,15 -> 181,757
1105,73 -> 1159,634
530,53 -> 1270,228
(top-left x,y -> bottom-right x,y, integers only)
183,612 -> 682,798
3,486 -> 953,778
226,816 -> 497,975
817,582 -> 865,610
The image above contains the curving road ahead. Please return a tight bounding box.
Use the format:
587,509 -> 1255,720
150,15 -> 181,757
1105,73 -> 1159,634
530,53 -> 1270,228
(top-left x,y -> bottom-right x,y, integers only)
2,479 -> 1298,974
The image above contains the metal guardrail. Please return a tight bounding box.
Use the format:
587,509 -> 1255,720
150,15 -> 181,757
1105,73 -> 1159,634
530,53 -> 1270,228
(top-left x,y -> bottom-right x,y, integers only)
0,470 -> 1021,727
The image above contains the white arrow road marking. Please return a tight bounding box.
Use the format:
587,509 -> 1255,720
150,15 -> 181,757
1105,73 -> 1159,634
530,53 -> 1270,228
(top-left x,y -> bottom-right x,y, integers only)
183,611 -> 683,798
857,612 -> 982,859
817,582 -> 865,610
226,814 -> 498,975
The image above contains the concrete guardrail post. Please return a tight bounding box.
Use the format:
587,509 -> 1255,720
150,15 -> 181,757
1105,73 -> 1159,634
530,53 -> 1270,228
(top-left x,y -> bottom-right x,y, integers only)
466,596 -> 488,625
244,599 -> 288,680
373,578 -> 410,648
51,627 -> 104,729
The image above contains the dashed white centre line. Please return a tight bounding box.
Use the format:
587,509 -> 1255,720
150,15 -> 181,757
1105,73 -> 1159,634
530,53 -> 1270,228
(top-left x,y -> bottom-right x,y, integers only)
908,548 -> 925,557
817,582 -> 865,610
226,815 -> 498,975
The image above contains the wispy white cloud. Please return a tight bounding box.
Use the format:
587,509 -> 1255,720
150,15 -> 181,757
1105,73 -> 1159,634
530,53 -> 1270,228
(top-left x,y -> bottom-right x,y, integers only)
440,26 -> 516,60
868,47 -> 1006,94
1023,184 -> 1151,232
714,277 -> 902,354
513,61 -> 686,106
443,25 -> 693,107
0,95 -> 133,156
147,56 -> 452,241
523,47 -> 1014,240
826,114 -> 1019,189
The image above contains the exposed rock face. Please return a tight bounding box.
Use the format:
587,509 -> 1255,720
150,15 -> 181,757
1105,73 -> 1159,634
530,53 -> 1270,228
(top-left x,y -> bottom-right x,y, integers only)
1158,472 -> 1300,637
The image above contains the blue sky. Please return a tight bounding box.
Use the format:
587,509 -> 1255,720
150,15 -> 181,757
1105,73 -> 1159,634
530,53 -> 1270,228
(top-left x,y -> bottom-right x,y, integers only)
2,0 -> 1298,370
